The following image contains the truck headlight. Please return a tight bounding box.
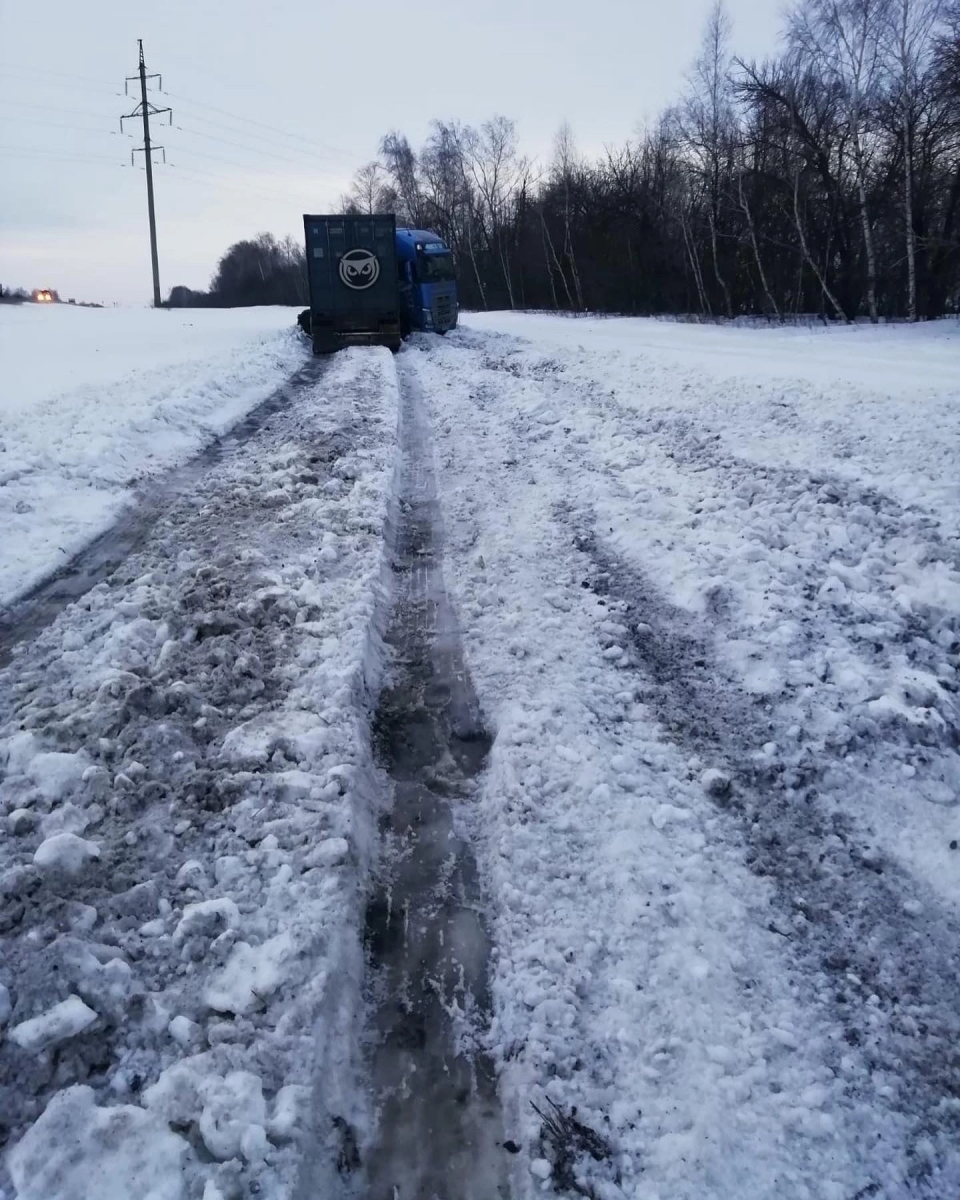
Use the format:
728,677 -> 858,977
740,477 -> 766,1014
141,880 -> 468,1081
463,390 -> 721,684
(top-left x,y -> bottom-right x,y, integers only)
422,308 -> 434,329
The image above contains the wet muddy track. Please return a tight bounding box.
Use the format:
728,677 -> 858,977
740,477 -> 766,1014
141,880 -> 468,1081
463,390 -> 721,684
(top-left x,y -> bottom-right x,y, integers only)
0,356 -> 324,668
362,365 -> 508,1199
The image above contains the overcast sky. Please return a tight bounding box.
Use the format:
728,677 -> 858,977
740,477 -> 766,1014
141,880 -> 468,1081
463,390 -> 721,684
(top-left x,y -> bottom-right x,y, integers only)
1,0 -> 786,305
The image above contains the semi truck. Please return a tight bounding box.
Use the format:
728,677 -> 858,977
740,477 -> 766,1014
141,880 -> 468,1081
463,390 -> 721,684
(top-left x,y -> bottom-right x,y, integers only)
300,214 -> 458,354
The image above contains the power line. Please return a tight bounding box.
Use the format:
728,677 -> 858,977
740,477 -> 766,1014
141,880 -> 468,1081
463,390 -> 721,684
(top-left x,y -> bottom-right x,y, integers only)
4,114 -> 133,137
0,61 -> 119,89
165,158 -> 338,204
170,121 -> 348,182
0,97 -> 120,120
0,144 -> 124,165
168,142 -> 308,179
121,40 -> 169,307
164,163 -> 316,205
168,108 -> 335,165
162,89 -> 360,166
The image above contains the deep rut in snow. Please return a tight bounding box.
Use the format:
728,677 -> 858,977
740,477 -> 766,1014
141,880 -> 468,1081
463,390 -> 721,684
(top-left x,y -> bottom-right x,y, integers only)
363,366 -> 507,1199
0,356 -> 324,667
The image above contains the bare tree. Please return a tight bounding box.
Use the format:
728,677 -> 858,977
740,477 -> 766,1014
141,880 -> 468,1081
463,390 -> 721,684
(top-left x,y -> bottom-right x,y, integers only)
789,0 -> 890,321
342,161 -> 396,215
380,132 -> 425,226
463,117 -> 527,308
883,0 -> 944,318
674,1 -> 736,317
552,123 -> 585,309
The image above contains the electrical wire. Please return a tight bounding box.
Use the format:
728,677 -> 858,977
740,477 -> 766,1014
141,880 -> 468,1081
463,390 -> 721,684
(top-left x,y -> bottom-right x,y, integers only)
167,141 -> 310,180
2,113 -> 132,137
0,97 -> 120,120
172,110 -> 336,165
164,163 -> 325,206
162,89 -> 360,166
0,144 -> 125,165
170,122 -> 347,182
0,61 -> 121,92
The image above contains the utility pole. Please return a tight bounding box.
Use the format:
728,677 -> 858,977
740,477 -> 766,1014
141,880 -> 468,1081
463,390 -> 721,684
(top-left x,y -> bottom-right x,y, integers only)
121,41 -> 171,307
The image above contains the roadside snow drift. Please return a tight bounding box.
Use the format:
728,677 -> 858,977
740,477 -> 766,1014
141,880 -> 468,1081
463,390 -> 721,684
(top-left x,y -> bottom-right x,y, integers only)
0,304 -> 303,606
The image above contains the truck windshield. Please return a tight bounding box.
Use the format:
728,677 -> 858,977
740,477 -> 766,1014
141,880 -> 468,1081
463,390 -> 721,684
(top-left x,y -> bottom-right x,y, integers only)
418,252 -> 456,282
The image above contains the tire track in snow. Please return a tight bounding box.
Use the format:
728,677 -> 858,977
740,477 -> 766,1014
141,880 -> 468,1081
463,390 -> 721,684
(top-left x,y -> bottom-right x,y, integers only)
570,523 -> 960,1193
0,357 -> 326,668
415,328 -> 960,1195
361,360 -> 508,1198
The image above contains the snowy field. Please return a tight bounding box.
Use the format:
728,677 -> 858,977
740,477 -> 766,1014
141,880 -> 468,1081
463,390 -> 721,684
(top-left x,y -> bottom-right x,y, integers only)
0,304 -> 302,606
0,311 -> 958,1199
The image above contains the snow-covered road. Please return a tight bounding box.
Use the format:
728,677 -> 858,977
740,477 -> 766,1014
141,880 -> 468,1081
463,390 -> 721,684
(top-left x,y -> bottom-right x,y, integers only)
1,312 -> 958,1200
409,317 -> 960,1199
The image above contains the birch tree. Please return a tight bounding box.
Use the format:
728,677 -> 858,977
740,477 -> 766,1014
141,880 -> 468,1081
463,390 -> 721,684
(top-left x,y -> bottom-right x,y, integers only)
883,0 -> 943,319
789,0 -> 890,321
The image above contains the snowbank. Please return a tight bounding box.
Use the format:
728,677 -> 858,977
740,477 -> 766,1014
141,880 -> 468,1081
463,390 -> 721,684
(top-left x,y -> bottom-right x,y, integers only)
0,304 -> 303,605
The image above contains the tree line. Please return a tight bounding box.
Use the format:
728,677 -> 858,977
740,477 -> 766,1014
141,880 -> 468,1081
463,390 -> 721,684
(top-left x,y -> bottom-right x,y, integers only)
341,0 -> 960,320
166,234 -> 307,309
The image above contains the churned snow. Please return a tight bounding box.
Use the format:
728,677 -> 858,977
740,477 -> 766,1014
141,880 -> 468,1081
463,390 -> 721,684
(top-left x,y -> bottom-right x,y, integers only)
0,303 -> 302,605
1,310 -> 958,1198
0,345 -> 398,1199
404,313 -> 960,1197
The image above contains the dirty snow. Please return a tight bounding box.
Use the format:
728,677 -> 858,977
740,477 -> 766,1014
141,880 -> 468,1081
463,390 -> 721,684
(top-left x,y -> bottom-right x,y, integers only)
1,310 -> 958,1198
0,304 -> 302,605
0,347 -> 397,1198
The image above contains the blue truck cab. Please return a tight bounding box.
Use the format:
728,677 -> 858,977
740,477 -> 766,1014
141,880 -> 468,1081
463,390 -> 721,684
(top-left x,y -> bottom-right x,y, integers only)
395,228 -> 458,335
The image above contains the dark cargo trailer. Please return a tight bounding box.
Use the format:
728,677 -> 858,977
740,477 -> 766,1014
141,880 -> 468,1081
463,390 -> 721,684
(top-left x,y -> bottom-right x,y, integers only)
302,214 -> 402,354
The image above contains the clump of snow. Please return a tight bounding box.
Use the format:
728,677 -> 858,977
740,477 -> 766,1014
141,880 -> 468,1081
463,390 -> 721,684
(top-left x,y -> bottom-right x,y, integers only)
10,995 -> 97,1051
172,898 -> 240,944
26,750 -> 91,801
7,1085 -> 187,1200
168,1015 -> 201,1047
203,933 -> 294,1016
33,832 -> 101,875
701,768 -> 732,799
198,1070 -> 267,1161
304,836 -> 350,868
267,1084 -> 309,1142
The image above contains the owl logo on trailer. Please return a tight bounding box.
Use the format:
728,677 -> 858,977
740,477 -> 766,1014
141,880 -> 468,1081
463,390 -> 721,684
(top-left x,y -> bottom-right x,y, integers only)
339,248 -> 380,289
